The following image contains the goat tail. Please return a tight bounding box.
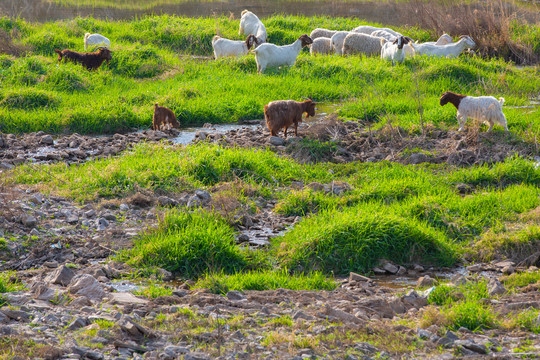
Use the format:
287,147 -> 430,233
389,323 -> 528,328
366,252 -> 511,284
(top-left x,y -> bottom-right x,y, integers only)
498,97 -> 505,105
241,9 -> 248,16
212,35 -> 220,44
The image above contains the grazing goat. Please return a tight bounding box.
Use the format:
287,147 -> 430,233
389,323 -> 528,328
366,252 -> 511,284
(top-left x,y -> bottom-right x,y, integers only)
252,34 -> 313,73
410,35 -> 475,58
371,30 -> 397,42
84,33 -> 111,50
420,33 -> 453,46
381,36 -> 413,64
309,28 -> 338,40
239,10 -> 267,44
330,31 -> 350,55
343,33 -> 387,56
152,104 -> 180,131
264,99 -> 316,138
440,91 -> 508,132
212,35 -> 258,59
310,37 -> 332,55
54,47 -> 112,70
352,25 -> 402,38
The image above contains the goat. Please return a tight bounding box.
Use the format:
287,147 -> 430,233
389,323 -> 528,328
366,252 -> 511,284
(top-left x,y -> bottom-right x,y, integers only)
381,36 -> 413,64
252,34 -> 313,73
410,35 -> 475,58
440,91 -> 508,132
84,33 -> 111,50
212,35 -> 259,59
371,30 -> 398,42
239,10 -> 267,44
330,31 -> 350,55
352,25 -> 402,38
420,33 -> 453,46
152,104 -> 180,131
342,33 -> 387,56
54,47 -> 112,70
264,99 -> 316,138
310,28 -> 338,40
310,37 -> 332,55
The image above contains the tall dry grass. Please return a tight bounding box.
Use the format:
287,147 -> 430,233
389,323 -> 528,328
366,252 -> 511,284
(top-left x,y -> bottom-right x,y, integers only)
407,0 -> 540,64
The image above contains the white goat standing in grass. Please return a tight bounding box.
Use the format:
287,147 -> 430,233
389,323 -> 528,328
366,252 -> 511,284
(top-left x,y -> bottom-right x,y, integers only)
239,10 -> 267,44
410,35 -> 475,58
252,34 -> 313,73
84,33 -> 111,50
381,36 -> 414,64
440,91 -> 508,132
212,35 -> 259,59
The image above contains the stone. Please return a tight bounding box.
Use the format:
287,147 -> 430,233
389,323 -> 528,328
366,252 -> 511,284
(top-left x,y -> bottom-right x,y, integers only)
68,274 -> 106,301
325,305 -> 364,324
236,234 -> 249,243
401,290 -> 428,309
21,214 -> 38,228
195,189 -> 211,202
408,152 -> 428,164
184,352 -> 210,360
417,275 -> 438,288
349,272 -> 371,282
118,318 -> 154,338
67,317 -> 88,331
0,309 -> 31,322
46,265 -> 75,286
40,135 -> 54,145
29,193 -> 43,205
269,136 -> 285,146
226,290 -> 246,301
454,340 -> 487,354
451,274 -> 467,286
157,196 -> 178,207
0,162 -> 14,170
292,311 -> 315,321
163,346 -> 188,357
416,328 -> 432,340
381,261 -> 399,274
97,217 -> 109,230
467,264 -> 482,272
109,292 -> 149,306
502,265 -> 515,275
487,278 -> 507,297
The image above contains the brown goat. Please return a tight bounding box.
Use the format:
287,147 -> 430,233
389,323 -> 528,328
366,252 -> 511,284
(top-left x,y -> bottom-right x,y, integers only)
264,99 -> 316,138
54,47 -> 112,70
152,104 -> 180,131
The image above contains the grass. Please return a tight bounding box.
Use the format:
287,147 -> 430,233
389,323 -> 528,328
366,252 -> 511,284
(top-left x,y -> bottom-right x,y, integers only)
501,270 -> 540,289
0,271 -> 26,305
194,269 -> 337,294
133,283 -> 174,298
0,15 -> 538,134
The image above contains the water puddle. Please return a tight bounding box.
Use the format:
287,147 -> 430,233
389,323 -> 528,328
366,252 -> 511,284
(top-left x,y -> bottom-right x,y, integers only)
109,280 -> 142,292
170,123 -> 259,145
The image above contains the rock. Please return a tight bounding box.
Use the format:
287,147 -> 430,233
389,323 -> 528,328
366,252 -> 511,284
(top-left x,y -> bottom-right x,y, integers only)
408,153 -> 428,164
269,136 -> 285,146
195,189 -> 211,202
163,345 -> 188,357
349,272 -> 371,282
157,196 -> 178,207
0,309 -> 31,322
96,217 -> 109,230
33,284 -> 67,303
67,317 -> 88,331
29,193 -> 43,205
187,195 -> 202,208
46,265 -> 75,286
21,214 -> 38,228
40,135 -> 54,145
0,162 -> 14,170
325,305 -> 364,324
109,292 -> 149,306
292,311 -> 314,321
184,352 -> 210,360
454,340 -> 487,354
118,318 -> 154,338
417,275 -> 438,288
502,265 -> 515,275
451,274 -> 467,286
68,274 -> 106,301
381,261 -> 399,274
401,290 -> 428,309
237,234 -> 249,243
416,328 -> 432,340
372,267 -> 386,275
466,264 -> 482,272
102,213 -> 117,221
84,209 -> 96,218
226,290 -> 246,301
487,278 -> 507,296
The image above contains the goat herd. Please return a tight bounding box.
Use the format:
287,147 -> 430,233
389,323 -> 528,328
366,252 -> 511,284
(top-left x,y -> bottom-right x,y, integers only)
53,10 -> 509,138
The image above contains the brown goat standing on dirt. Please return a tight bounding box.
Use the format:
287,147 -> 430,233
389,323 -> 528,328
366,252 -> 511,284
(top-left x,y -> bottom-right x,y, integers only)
264,99 -> 316,138
54,47 -> 112,70
152,104 -> 180,131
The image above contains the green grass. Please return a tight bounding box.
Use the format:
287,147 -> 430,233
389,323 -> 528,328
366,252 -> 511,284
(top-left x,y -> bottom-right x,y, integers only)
0,15 -> 538,134
119,208 -> 252,277
0,271 -> 26,306
133,283 -> 174,298
195,269 -> 337,294
502,270 -> 540,289
445,299 -> 498,331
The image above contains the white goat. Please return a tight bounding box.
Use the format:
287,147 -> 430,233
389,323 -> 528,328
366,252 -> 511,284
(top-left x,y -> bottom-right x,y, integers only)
352,25 -> 402,38
310,28 -> 338,40
310,37 -> 332,55
330,31 -> 350,55
252,34 -> 313,73
381,36 -> 414,64
371,30 -> 397,42
440,91 -> 508,132
84,33 -> 110,50
343,33 -> 387,56
212,35 -> 259,59
239,10 -> 267,44
410,35 -> 475,58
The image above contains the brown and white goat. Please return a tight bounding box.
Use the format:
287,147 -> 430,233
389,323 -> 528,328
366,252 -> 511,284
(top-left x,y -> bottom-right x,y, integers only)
54,47 -> 112,70
264,99 -> 316,138
152,104 -> 180,131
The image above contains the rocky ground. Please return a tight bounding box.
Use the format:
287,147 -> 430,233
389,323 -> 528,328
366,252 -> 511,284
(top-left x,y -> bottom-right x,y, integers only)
0,122 -> 539,359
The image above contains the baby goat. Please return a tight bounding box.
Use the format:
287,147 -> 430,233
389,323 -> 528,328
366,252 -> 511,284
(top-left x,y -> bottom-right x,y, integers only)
440,91 -> 508,132
381,36 -> 413,64
152,104 -> 180,131
54,47 -> 112,70
264,99 -> 316,138
212,34 -> 259,59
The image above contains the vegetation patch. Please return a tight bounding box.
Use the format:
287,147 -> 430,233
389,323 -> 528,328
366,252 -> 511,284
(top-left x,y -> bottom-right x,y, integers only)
275,206 -> 456,275
0,88 -> 58,109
